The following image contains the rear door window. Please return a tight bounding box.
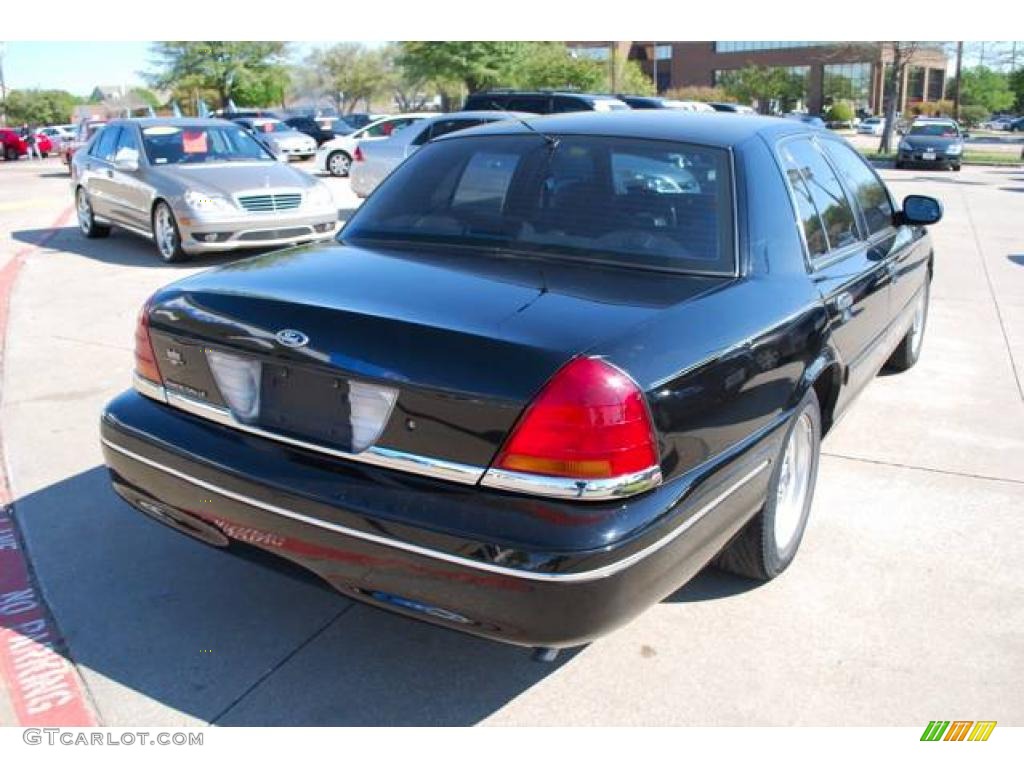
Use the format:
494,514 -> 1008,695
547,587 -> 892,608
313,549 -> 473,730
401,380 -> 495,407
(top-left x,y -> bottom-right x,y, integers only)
820,139 -> 894,237
779,138 -> 860,259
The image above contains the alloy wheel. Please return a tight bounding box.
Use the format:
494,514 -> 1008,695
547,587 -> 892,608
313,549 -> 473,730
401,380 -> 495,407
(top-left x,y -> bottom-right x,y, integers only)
773,411 -> 815,552
155,205 -> 178,260
77,189 -> 93,234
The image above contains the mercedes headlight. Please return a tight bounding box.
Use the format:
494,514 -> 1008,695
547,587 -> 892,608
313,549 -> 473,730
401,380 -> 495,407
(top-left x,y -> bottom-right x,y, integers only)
184,190 -> 233,213
899,140 -> 912,151
306,183 -> 334,208
946,143 -> 963,154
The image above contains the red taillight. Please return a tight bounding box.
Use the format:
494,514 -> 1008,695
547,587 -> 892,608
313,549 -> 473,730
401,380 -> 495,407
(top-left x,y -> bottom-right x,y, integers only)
493,357 -> 658,480
134,303 -> 162,385
353,146 -> 364,162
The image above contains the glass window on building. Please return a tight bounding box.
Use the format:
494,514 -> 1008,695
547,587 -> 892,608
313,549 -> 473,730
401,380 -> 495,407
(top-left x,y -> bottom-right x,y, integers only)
714,41 -> 823,54
927,69 -> 945,101
908,67 -> 925,100
823,62 -> 872,110
569,46 -> 610,61
655,45 -> 672,60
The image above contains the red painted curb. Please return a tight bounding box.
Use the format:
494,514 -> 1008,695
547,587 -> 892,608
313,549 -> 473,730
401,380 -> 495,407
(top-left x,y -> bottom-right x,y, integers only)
0,205 -> 98,726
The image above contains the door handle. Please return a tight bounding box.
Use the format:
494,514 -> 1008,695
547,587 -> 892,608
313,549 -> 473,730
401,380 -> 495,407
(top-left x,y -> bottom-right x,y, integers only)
835,292 -> 854,312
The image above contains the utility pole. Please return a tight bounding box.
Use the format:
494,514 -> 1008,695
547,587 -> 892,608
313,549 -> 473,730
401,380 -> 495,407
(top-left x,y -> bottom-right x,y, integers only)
652,42 -> 658,95
0,42 -> 7,126
953,41 -> 963,122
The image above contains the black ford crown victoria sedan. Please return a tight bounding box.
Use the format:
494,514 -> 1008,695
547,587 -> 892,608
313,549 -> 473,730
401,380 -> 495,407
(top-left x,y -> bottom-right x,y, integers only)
101,112 -> 942,655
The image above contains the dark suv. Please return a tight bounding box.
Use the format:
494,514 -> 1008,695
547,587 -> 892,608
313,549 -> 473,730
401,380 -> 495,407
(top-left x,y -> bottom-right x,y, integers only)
284,116 -> 336,146
464,90 -> 629,114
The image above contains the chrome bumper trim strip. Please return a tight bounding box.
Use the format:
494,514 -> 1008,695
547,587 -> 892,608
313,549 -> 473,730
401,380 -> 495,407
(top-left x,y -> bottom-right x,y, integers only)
102,435 -> 769,583
132,379 -> 484,486
480,465 -> 663,501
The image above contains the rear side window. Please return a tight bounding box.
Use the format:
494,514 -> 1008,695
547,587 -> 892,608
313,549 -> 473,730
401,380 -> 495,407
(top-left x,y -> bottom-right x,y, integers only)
820,140 -> 894,236
507,96 -> 550,113
426,118 -> 485,143
780,138 -> 859,259
552,96 -> 588,113
344,134 -> 735,275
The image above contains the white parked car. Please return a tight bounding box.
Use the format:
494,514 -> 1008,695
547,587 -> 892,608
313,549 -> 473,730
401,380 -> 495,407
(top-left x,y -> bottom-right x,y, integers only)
349,111 -> 532,198
233,117 -> 317,161
983,116 -> 1015,131
40,125 -> 75,150
856,117 -> 886,136
315,113 -> 433,177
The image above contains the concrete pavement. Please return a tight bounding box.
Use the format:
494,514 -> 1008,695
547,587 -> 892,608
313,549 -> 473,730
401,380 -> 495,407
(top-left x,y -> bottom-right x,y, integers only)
0,155 -> 1021,725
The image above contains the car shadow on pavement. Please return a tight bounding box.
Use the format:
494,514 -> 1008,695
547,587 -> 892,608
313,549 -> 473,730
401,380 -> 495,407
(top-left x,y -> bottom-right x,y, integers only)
12,226 -> 242,269
13,466 -> 586,726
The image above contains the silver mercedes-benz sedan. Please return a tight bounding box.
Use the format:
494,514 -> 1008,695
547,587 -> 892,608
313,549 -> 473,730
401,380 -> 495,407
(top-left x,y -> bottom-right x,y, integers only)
71,118 -> 338,262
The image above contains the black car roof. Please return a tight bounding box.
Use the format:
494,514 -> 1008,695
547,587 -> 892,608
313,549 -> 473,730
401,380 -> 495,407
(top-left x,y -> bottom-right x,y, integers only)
437,109 -> 814,149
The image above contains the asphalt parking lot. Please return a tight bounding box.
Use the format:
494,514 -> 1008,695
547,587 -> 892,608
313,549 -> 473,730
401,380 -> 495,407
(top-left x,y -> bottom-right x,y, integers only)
0,154 -> 1022,726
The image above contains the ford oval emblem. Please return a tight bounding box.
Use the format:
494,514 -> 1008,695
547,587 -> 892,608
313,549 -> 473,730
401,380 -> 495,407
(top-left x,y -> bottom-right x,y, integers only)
275,329 -> 309,348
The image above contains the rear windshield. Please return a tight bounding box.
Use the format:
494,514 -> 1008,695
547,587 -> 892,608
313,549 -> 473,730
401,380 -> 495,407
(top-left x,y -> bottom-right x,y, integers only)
342,134 -> 735,275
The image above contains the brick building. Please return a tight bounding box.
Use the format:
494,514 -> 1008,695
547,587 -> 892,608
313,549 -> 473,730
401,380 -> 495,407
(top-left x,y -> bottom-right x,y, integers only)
566,42 -> 949,115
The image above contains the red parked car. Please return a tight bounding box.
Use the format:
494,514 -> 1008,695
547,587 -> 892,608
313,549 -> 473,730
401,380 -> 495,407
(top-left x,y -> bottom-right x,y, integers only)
0,129 -> 53,160
1,129 -> 28,160
63,119 -> 106,172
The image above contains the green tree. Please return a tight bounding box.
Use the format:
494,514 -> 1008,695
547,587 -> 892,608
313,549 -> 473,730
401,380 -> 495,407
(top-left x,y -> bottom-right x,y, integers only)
825,100 -> 855,124
613,60 -> 655,96
304,43 -> 394,113
512,43 -> 606,91
959,66 -> 1015,113
3,89 -> 80,125
720,66 -> 804,112
145,42 -> 290,109
397,41 -> 526,95
1010,68 -> 1024,112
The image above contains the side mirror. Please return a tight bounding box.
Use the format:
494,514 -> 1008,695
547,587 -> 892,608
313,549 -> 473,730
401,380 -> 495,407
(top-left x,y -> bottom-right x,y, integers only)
113,151 -> 138,172
898,194 -> 943,226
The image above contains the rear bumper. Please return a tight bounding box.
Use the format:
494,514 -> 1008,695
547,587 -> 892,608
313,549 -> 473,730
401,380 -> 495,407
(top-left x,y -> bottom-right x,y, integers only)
100,390 -> 778,647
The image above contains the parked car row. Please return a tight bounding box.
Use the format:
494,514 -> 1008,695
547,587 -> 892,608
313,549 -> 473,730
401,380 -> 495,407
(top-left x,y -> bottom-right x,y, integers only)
0,128 -> 57,160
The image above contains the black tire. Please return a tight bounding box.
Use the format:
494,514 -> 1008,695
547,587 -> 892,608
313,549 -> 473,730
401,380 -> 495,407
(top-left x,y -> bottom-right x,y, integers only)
76,187 -> 110,239
714,388 -> 822,581
152,201 -> 189,263
885,280 -> 929,372
4,145 -> 17,161
894,160 -> 904,169
327,150 -> 352,177
952,163 -> 961,172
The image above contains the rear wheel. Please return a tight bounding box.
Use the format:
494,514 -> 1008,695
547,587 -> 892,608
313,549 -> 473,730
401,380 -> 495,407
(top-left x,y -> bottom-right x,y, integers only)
885,281 -> 929,372
952,163 -> 961,171
327,150 -> 352,177
76,187 -> 110,239
153,201 -> 189,263
715,389 -> 822,581
4,145 -> 17,161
